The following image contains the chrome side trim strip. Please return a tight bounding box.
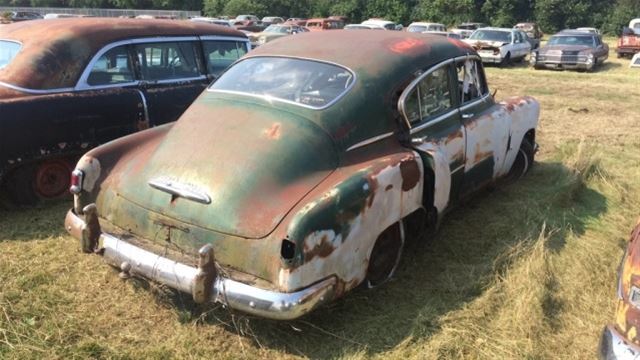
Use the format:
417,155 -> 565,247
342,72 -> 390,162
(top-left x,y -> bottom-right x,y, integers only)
346,132 -> 394,152
148,177 -> 211,204
135,89 -> 150,126
0,81 -> 74,95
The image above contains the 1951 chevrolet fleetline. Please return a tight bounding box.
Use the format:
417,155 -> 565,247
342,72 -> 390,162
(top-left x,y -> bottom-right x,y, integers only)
65,31 -> 540,320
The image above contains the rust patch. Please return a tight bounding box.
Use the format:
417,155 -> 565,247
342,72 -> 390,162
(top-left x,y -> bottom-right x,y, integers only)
399,157 -> 420,191
263,123 -> 282,140
389,38 -> 425,53
385,184 -> 393,191
304,234 -> 335,262
367,175 -> 379,208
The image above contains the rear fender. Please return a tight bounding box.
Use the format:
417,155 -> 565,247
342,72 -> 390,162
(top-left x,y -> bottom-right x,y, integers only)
498,96 -> 540,176
274,150 -> 424,293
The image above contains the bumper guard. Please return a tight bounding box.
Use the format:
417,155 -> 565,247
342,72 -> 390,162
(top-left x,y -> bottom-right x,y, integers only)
65,205 -> 336,320
600,325 -> 640,360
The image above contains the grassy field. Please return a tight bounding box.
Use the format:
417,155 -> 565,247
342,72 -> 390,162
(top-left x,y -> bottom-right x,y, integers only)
1,41 -> 639,359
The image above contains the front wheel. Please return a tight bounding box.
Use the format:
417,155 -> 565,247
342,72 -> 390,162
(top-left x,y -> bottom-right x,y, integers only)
500,53 -> 511,67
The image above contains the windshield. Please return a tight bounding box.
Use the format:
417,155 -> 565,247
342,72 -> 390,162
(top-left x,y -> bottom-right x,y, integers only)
547,35 -> 595,47
0,41 -> 21,70
210,57 -> 355,109
265,25 -> 290,34
469,30 -> 512,43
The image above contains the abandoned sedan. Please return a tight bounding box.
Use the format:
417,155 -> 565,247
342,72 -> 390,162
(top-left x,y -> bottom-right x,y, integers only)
531,30 -> 608,71
65,31 -> 539,320
600,220 -> 640,359
0,18 -> 249,204
464,27 -> 531,65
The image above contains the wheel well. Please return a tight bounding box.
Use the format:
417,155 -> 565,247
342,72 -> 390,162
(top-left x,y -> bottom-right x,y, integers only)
524,129 -> 535,146
422,166 -> 435,209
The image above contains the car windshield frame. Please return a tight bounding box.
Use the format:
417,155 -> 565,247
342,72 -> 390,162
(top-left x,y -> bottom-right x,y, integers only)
469,30 -> 512,43
0,40 -> 22,70
208,56 -> 357,110
547,35 -> 595,47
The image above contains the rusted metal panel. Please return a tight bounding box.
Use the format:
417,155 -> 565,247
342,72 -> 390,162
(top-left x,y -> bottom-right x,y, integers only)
613,222 -> 640,346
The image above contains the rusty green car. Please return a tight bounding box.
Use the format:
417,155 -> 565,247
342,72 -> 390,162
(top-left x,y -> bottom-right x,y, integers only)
65,31 -> 540,320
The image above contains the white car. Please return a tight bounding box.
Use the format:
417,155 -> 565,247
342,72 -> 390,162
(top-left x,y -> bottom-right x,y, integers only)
422,30 -> 461,40
344,24 -> 384,30
190,17 -> 232,27
576,27 -> 601,35
361,19 -> 401,31
407,22 -> 446,33
464,27 -> 531,65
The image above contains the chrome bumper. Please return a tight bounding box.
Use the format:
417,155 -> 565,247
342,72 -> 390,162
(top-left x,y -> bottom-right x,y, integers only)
64,207 -> 336,320
600,325 -> 640,360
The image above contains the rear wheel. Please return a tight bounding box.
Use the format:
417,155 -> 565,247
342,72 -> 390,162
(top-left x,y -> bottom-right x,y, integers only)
2,158 -> 73,206
505,138 -> 534,182
366,221 -> 405,288
34,159 -> 72,199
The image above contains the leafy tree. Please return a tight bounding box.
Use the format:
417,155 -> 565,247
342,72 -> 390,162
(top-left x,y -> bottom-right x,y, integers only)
482,0 -> 533,27
412,0 -> 475,26
362,0 -> 413,24
223,0 -> 266,17
603,0 -> 640,34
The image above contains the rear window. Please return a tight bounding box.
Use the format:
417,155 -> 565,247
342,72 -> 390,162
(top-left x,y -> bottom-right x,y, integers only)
210,57 -> 355,109
0,41 -> 21,70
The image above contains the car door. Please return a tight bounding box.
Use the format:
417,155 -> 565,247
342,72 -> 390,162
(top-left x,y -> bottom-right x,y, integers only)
400,60 -> 466,211
200,37 -> 250,79
455,57 -> 510,195
132,38 -> 210,126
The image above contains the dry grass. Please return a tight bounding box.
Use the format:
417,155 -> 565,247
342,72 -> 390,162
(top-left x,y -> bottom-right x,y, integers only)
1,39 -> 639,359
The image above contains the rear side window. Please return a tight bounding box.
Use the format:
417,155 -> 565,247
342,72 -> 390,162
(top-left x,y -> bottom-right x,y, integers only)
87,45 -> 134,86
456,59 -> 488,103
202,41 -> 247,77
134,41 -> 201,81
0,41 -> 21,70
402,66 -> 454,124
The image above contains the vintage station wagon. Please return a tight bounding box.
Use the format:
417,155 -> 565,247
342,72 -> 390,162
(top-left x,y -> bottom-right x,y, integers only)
0,18 -> 249,204
65,31 -> 539,320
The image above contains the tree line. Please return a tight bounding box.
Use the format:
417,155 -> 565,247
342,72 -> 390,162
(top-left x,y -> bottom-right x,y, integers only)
1,0 -> 639,34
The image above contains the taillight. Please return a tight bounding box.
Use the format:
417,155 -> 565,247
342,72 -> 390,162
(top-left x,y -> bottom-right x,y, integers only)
69,169 -> 84,194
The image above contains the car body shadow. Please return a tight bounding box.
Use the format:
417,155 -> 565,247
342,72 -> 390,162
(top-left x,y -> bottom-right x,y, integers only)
0,199 -> 69,241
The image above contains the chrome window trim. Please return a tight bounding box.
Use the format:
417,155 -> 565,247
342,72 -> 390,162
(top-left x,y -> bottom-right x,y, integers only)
207,55 -> 357,111
459,93 -> 491,112
346,131 -> 394,152
135,89 -> 150,125
75,36 -> 201,91
409,108 -> 459,134
0,81 -> 74,94
398,57 -> 459,129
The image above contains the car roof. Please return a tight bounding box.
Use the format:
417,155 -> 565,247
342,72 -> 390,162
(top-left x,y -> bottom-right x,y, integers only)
409,22 -> 445,27
0,18 -> 246,91
476,27 -> 513,32
554,30 -> 595,36
244,31 -> 474,146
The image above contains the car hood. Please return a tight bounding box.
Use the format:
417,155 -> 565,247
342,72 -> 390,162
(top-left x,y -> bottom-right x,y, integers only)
539,45 -> 593,53
464,39 -> 508,48
109,96 -> 338,239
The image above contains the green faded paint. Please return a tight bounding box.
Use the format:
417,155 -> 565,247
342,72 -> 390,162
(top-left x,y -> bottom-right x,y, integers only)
246,31 -> 473,153
98,96 -> 339,240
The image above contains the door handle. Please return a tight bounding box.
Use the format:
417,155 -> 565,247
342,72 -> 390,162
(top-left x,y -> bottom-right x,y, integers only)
462,113 -> 474,119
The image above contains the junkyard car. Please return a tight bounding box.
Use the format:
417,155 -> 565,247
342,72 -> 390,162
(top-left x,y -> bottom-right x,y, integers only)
514,22 -> 543,49
247,24 -> 308,47
407,22 -> 446,33
530,30 -> 608,71
464,27 -> 531,65
600,220 -> 640,359
451,22 -> 488,39
64,31 -> 539,320
617,20 -> 640,58
305,18 -> 344,31
0,18 -> 249,204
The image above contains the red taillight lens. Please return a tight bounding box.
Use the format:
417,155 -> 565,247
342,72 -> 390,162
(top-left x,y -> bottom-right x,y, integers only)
69,169 -> 84,194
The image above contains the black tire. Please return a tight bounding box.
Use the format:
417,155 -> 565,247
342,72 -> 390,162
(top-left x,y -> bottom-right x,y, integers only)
366,221 -> 405,288
505,138 -> 534,182
500,52 -> 511,67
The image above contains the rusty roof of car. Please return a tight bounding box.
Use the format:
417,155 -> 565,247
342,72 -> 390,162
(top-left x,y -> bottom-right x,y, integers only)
0,18 -> 246,92
234,31 -> 475,150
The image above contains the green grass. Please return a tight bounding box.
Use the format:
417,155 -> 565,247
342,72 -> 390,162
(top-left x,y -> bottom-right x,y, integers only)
1,42 -> 639,359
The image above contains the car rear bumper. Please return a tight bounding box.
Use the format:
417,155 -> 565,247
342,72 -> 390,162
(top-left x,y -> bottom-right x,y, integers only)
616,47 -> 640,55
64,205 -> 336,320
600,325 -> 640,360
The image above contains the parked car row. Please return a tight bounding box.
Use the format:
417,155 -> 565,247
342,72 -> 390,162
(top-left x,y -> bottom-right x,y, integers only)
0,18 -> 250,204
